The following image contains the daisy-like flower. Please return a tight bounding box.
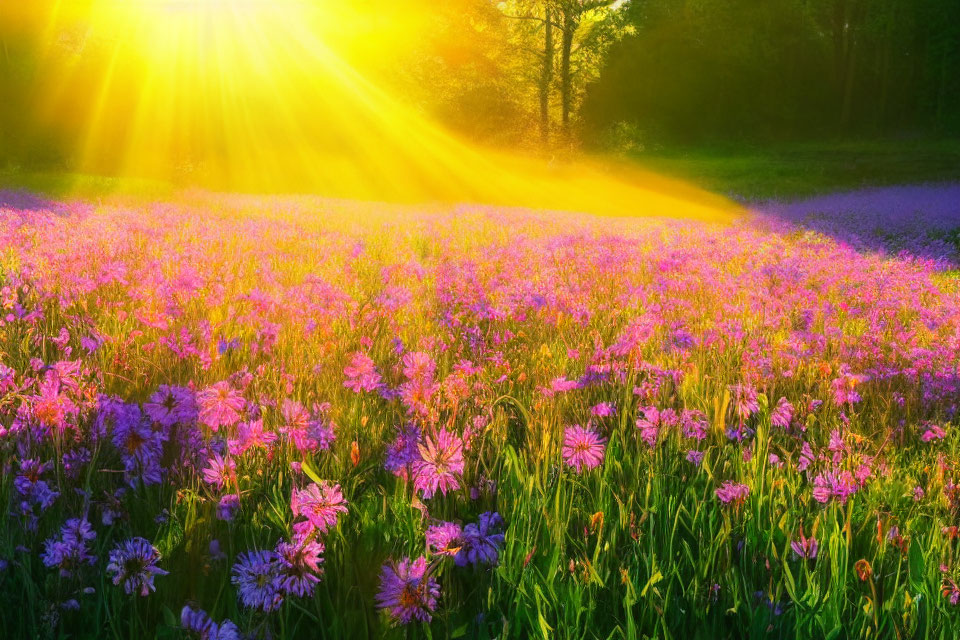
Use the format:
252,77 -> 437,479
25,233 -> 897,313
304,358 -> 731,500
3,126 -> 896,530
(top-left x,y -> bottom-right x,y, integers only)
202,454 -> 236,489
180,605 -> 240,640
197,381 -> 245,431
276,539 -> 324,597
106,537 -> 168,596
280,400 -> 336,453
460,511 -> 505,567
144,385 -> 197,427
385,424 -> 421,478
562,425 -> 606,472
413,428 -> 465,498
715,482 -> 750,505
229,419 -> 277,456
425,522 -> 465,559
376,556 -> 440,624
231,550 -> 283,612
291,482 -> 348,538
343,351 -> 381,393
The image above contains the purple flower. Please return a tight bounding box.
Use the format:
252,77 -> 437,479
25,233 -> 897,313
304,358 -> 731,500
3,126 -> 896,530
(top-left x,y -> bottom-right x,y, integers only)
385,424 -> 421,478
231,550 -> 283,612
459,512 -> 505,567
144,385 -> 197,427
181,605 -> 240,640
106,537 -> 168,596
110,405 -> 164,487
217,494 -> 240,522
680,409 -> 708,441
413,428 -> 465,498
376,556 -> 440,624
562,425 -> 606,472
685,450 -> 704,466
276,539 -> 324,597
291,482 -> 348,539
42,518 -> 97,578
715,482 -> 750,505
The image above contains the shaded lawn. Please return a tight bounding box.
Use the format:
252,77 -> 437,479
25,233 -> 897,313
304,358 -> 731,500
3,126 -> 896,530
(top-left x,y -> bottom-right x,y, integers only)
630,138 -> 960,200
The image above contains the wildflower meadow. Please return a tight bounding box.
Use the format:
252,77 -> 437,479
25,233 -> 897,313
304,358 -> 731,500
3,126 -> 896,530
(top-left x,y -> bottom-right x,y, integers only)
1,187 -> 959,639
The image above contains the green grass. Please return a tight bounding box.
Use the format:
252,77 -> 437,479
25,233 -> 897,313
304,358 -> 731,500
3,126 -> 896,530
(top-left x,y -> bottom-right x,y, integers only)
630,139 -> 960,200
0,168 -> 174,200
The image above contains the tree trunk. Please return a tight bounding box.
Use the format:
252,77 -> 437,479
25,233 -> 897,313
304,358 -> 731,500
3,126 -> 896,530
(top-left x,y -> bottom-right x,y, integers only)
539,5 -> 553,146
560,8 -> 575,136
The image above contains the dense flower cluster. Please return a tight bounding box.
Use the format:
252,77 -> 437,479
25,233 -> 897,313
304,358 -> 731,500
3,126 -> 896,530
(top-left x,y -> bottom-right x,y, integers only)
0,188 -> 959,636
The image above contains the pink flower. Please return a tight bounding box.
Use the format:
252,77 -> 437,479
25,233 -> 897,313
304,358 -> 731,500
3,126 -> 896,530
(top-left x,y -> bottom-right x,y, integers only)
922,423 -> 946,442
197,382 -> 245,430
413,429 -> 464,499
291,482 -> 348,539
562,426 -> 606,472
715,481 -> 749,505
343,352 -> 381,393
811,470 -> 858,505
229,419 -> 277,456
202,454 -> 236,489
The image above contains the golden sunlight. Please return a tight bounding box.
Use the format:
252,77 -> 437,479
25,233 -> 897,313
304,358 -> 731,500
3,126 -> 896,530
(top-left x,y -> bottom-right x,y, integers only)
12,0 -> 739,220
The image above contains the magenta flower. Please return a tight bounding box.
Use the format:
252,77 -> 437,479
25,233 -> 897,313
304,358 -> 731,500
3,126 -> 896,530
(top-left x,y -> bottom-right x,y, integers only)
811,470 -> 858,505
376,556 -> 440,624
730,384 -> 760,422
291,482 -> 348,538
343,351 -> 381,393
791,529 -> 818,560
280,400 -> 335,453
276,539 -> 324,597
229,419 -> 277,456
197,381 -> 245,430
413,428 -> 465,498
680,409 -> 708,441
635,406 -> 675,448
562,425 -> 606,472
425,521 -> 465,558
202,453 -> 236,489
715,482 -> 750,505
770,397 -> 794,429
922,423 -> 946,442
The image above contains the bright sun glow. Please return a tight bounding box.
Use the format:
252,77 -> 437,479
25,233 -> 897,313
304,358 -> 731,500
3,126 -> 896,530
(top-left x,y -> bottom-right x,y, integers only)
12,0 -> 739,220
